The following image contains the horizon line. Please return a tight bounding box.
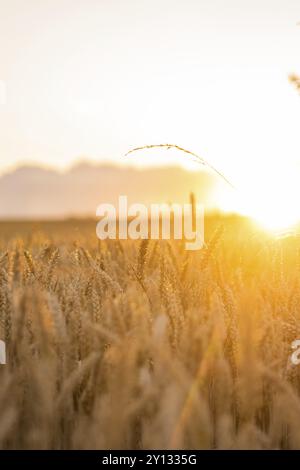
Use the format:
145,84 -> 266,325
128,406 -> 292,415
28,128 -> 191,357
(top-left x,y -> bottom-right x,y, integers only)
0,158 -> 212,178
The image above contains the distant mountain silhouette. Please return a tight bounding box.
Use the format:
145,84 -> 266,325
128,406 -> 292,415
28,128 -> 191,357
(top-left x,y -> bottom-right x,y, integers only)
0,163 -> 222,219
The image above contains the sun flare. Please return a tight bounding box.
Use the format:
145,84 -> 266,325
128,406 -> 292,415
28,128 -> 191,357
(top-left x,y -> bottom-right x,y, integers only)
252,205 -> 300,233
215,172 -> 300,235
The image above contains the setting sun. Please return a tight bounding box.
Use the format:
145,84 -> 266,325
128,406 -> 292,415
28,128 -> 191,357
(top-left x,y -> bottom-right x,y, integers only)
251,203 -> 300,233
214,163 -> 300,233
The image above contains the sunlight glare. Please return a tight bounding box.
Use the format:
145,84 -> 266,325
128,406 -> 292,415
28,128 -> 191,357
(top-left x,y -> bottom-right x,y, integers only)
215,170 -> 300,235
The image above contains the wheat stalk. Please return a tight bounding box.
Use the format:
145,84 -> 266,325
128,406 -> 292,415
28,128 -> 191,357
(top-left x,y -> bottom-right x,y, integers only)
125,143 -> 234,188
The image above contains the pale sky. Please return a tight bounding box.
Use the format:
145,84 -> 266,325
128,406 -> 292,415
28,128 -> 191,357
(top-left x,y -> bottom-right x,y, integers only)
1,0 -> 300,201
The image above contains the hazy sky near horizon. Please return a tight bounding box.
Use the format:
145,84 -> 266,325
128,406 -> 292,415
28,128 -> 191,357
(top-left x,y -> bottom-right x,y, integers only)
1,0 -> 300,189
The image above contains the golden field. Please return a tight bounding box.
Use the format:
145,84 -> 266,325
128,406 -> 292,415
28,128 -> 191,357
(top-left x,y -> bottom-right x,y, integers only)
1,215 -> 300,450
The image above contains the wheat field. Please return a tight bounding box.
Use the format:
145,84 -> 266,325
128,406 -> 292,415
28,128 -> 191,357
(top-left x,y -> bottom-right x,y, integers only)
1,216 -> 300,450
